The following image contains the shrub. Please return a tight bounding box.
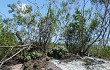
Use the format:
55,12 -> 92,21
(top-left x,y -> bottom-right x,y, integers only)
0,28 -> 18,60
88,46 -> 110,60
22,49 -> 42,61
47,46 -> 68,59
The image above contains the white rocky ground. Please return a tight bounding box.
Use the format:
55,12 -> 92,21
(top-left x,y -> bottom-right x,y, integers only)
2,56 -> 110,70
46,56 -> 110,70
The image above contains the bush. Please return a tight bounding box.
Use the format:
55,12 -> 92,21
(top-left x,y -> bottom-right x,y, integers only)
22,49 -> 42,61
0,28 -> 18,60
47,46 -> 68,59
88,46 -> 110,60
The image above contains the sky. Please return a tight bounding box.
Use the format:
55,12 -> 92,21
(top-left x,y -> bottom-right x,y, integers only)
0,0 -> 93,42
0,0 -> 92,18
0,0 -> 48,18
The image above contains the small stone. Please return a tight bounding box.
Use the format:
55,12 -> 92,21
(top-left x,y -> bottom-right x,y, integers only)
41,68 -> 45,70
10,64 -> 23,70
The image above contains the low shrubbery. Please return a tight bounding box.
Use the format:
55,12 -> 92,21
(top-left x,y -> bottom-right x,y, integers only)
22,47 -> 42,61
88,46 -> 110,60
47,46 -> 68,59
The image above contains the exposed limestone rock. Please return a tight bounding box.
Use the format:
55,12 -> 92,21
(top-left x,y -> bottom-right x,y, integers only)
1,64 -> 23,70
46,57 -> 110,70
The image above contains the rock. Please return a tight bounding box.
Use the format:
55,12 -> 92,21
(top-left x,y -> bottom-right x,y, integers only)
46,57 -> 110,70
1,64 -> 23,70
83,56 -> 105,64
41,68 -> 45,70
10,64 -> 24,70
46,61 -> 62,70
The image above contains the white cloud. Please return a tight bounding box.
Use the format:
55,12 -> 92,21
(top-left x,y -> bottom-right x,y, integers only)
18,4 -> 27,12
18,4 -> 30,18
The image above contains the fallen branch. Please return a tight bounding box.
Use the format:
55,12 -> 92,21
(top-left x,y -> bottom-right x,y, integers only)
0,46 -> 27,68
0,47 -> 14,63
0,44 -> 29,48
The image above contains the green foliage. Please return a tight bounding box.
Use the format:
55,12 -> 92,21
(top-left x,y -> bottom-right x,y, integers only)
0,16 -> 18,59
0,28 -> 18,59
22,49 -> 42,61
64,9 -> 90,54
88,46 -> 110,60
8,3 -> 34,26
0,0 -> 106,62
0,15 -> 3,29
47,46 -> 68,59
7,1 -> 59,57
0,29 -> 18,46
91,0 -> 110,4
0,17 -> 18,46
90,18 -> 99,30
63,7 -> 100,55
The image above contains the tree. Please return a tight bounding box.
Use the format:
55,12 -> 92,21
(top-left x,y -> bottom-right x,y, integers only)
63,8 -> 99,55
7,0 -> 58,56
81,0 -> 110,52
0,16 -> 18,59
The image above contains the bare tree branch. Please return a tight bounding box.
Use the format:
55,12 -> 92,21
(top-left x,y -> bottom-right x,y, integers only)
83,4 -> 108,53
0,44 -> 29,48
0,47 -> 27,68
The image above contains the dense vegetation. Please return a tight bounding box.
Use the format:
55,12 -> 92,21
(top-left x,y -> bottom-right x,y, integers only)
0,0 -> 110,67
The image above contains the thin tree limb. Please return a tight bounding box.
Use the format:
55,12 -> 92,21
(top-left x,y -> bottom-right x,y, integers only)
0,44 -> 29,48
0,47 -> 27,68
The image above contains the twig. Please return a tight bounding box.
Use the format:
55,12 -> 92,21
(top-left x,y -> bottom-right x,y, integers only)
0,12 -> 7,18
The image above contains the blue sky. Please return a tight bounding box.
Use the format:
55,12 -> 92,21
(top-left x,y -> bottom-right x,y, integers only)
0,0 -> 48,18
0,0 -> 92,18
0,0 -> 93,43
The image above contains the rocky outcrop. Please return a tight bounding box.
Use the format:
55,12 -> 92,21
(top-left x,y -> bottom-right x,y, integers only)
46,57 -> 110,70
2,56 -> 110,70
